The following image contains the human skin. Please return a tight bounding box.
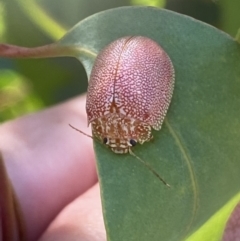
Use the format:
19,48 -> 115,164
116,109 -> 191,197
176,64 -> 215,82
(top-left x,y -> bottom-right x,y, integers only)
0,94 -> 106,241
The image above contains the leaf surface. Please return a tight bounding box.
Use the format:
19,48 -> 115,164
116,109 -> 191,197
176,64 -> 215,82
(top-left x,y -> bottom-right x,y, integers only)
33,6 -> 240,241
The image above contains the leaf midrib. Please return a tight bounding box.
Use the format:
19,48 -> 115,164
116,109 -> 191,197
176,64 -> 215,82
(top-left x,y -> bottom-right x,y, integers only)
165,119 -> 199,238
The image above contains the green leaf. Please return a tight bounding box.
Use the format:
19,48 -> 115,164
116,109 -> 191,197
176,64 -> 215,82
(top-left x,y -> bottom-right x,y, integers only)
236,28 -> 240,44
59,6 -> 240,241
186,192 -> 240,241
1,6 -> 239,241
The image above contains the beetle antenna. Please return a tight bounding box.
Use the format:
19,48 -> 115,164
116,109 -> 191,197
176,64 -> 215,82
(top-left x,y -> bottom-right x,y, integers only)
69,124 -> 103,145
69,124 -> 94,139
129,149 -> 170,187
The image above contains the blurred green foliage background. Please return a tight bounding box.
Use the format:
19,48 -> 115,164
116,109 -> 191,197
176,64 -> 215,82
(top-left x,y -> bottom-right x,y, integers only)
0,0 -> 239,122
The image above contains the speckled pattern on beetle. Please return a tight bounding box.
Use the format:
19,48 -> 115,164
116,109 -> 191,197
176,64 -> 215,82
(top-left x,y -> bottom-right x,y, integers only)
86,36 -> 175,154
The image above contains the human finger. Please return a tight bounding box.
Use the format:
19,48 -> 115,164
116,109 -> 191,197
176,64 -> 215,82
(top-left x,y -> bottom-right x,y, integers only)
38,183 -> 106,241
0,94 -> 97,241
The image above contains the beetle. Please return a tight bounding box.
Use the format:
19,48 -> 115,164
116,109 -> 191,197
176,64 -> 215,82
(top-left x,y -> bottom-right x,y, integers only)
86,36 -> 174,153
71,36 -> 174,186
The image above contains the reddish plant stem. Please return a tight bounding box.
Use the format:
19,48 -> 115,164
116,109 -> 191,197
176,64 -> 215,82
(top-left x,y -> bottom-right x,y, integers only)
0,43 -> 77,59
